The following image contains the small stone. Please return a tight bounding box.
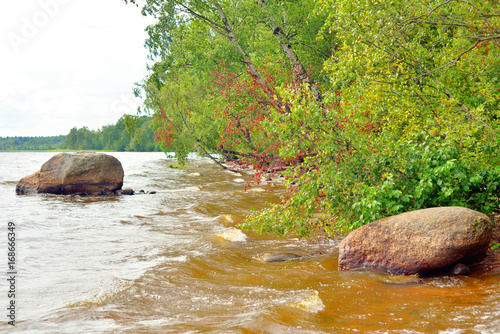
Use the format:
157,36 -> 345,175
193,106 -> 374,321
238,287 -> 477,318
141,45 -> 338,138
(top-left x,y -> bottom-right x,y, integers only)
261,253 -> 302,263
378,275 -> 423,286
451,263 -> 471,276
122,188 -> 134,195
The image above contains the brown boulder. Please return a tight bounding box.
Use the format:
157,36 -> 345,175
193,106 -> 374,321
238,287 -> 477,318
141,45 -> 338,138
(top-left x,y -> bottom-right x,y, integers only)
16,152 -> 124,195
338,207 -> 493,276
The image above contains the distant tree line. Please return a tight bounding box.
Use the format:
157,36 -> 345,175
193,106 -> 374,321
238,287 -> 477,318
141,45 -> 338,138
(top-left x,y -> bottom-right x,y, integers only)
0,135 -> 65,151
1,116 -> 162,152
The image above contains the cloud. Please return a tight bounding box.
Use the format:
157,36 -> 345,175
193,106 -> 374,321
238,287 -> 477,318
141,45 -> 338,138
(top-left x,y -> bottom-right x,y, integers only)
0,0 -> 153,137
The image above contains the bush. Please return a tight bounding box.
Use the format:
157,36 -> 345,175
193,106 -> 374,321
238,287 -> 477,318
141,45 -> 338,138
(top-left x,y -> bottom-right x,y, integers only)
350,135 -> 500,227
242,133 -> 500,237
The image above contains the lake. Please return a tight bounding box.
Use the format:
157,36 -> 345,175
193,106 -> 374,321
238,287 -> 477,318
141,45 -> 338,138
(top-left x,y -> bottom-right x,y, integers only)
1,152 -> 499,333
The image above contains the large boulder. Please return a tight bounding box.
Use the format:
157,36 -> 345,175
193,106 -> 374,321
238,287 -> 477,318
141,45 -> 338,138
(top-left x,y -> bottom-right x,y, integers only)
338,207 -> 493,276
470,213 -> 500,274
16,152 -> 124,195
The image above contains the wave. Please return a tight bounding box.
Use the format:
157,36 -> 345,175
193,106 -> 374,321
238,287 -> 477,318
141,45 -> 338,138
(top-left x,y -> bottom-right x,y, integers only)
0,180 -> 18,185
67,279 -> 132,308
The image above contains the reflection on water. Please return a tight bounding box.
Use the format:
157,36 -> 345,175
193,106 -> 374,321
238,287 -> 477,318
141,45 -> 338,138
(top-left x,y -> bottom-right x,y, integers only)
0,152 -> 499,333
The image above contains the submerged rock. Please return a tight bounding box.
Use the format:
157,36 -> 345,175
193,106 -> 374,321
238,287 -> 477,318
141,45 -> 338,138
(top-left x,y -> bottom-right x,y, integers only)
16,152 -> 124,195
261,253 -> 303,263
339,207 -> 493,276
287,290 -> 325,313
215,228 -> 247,242
259,250 -> 327,263
378,275 -> 423,286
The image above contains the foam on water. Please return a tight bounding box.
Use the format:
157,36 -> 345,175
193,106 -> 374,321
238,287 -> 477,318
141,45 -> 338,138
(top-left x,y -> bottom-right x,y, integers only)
225,170 -> 242,176
438,329 -> 466,334
217,214 -> 235,223
165,255 -> 189,262
184,186 -> 201,192
247,187 -> 265,192
233,178 -> 245,183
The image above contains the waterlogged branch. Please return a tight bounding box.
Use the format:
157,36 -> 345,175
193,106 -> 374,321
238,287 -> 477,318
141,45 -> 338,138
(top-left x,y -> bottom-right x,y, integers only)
195,140 -> 240,172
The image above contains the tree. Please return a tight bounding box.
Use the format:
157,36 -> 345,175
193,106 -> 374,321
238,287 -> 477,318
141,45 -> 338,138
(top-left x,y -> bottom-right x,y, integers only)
126,0 -> 500,237
65,127 -> 77,149
243,0 -> 500,236
125,0 -> 334,166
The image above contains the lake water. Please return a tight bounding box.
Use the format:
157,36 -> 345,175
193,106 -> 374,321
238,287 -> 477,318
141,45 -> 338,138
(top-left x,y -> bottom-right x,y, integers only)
0,152 -> 499,333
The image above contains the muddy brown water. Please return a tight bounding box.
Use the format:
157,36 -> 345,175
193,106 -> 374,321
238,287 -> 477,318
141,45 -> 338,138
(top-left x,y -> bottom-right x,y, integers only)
1,152 -> 499,333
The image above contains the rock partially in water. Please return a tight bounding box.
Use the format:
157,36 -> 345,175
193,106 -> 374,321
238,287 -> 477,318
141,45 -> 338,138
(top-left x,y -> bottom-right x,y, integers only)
121,188 -> 135,195
339,207 -> 493,276
215,228 -> 247,242
451,263 -> 471,276
16,152 -> 124,195
117,189 -> 156,195
378,275 -> 423,286
287,290 -> 325,314
261,253 -> 302,263
259,250 -> 327,263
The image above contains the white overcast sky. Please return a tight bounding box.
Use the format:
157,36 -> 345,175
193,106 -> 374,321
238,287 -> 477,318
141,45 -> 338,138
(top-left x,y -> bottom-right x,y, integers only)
0,0 -> 154,137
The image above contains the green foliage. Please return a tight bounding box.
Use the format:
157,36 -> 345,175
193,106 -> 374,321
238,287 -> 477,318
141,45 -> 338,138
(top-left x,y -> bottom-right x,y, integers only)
168,163 -> 187,169
128,0 -> 500,237
245,130 -> 500,236
317,0 -> 500,143
349,134 -> 500,226
130,0 -> 334,166
244,1 -> 500,237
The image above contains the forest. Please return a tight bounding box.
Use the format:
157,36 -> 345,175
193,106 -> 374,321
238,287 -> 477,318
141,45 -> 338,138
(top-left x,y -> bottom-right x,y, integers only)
65,115 -> 161,151
0,135 -> 65,151
129,0 -> 498,236
1,116 -> 161,152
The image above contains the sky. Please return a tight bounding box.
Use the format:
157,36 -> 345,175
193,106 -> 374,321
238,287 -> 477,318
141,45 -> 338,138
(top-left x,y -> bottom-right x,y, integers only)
0,0 -> 154,137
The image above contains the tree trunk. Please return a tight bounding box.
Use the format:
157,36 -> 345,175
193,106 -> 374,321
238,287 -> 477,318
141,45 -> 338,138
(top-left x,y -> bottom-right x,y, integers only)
213,2 -> 289,113
255,0 -> 324,108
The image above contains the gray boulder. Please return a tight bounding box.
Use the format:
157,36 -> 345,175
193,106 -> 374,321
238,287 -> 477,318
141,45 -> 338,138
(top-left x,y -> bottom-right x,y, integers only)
338,207 -> 493,276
